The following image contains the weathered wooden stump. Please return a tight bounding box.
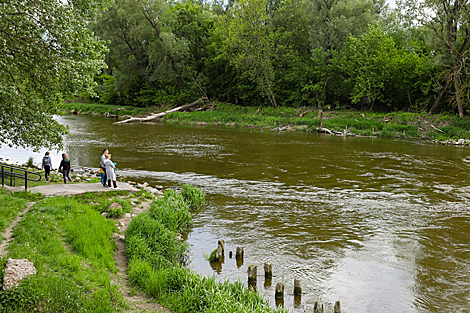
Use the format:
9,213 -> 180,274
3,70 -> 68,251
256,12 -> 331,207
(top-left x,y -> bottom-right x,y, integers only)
229,251 -> 233,258
294,277 -> 301,295
314,301 -> 324,313
218,239 -> 225,252
264,277 -> 272,288
215,246 -> 223,262
275,282 -> 284,299
247,265 -> 257,283
334,300 -> 341,313
236,247 -> 244,259
264,262 -> 272,278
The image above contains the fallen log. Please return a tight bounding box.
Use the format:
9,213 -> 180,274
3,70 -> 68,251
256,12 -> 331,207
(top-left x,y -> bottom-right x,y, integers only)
431,124 -> 444,133
114,98 -> 207,124
299,109 -> 314,117
316,127 -> 334,135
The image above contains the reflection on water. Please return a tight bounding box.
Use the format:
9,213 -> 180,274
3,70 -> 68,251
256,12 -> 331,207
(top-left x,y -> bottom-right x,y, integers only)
2,115 -> 470,312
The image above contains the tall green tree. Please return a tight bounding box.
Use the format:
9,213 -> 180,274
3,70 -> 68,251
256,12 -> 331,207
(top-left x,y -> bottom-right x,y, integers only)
339,25 -> 427,111
0,0 -> 108,150
216,0 -> 279,107
417,0 -> 470,116
305,0 -> 385,54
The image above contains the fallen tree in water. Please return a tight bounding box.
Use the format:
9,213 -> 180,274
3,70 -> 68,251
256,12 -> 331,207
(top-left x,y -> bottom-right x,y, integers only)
114,97 -> 208,124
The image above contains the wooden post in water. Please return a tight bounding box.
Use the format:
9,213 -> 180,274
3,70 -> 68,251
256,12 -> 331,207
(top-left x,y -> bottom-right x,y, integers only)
264,262 -> 272,278
218,239 -> 225,253
215,246 -> 223,262
229,251 -> 233,258
313,301 -> 324,313
293,277 -> 301,295
334,301 -> 341,313
236,247 -> 244,259
275,282 -> 284,299
248,265 -> 257,283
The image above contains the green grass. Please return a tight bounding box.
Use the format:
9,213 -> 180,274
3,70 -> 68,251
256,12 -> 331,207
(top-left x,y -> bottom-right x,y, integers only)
0,194 -> 124,312
0,189 -> 28,243
125,185 -> 286,313
62,101 -> 470,142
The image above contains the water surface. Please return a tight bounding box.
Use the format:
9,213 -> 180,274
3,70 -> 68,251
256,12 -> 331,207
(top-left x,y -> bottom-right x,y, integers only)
2,115 -> 470,312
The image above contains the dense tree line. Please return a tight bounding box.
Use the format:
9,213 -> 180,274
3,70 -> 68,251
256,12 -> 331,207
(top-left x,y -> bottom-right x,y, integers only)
87,0 -> 470,115
4,0 -> 470,149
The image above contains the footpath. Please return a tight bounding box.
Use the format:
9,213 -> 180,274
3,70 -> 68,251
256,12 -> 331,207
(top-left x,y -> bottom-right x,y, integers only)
28,181 -> 138,196
1,182 -> 170,313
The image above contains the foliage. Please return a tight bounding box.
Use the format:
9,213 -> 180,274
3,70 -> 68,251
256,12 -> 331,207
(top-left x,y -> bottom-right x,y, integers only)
2,194 -> 123,312
181,184 -> 206,211
216,0 -> 278,107
0,0 -> 109,150
125,186 -> 287,313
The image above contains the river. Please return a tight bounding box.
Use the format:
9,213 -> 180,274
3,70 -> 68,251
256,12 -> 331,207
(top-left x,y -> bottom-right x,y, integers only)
2,115 -> 470,313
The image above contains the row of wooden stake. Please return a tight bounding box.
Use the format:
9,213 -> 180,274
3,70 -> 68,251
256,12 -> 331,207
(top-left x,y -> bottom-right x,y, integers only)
215,240 -> 341,313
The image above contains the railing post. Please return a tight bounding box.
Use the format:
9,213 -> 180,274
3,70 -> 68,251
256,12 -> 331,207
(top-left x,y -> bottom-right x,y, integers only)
10,167 -> 13,186
25,171 -> 27,191
1,165 -> 4,187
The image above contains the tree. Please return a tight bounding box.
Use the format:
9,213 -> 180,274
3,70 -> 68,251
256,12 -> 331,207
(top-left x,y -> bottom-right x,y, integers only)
305,0 -> 385,55
420,0 -> 470,116
216,0 -> 279,107
340,25 -> 423,111
0,0 -> 108,150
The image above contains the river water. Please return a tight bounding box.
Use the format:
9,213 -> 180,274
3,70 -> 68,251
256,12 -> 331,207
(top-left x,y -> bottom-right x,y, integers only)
2,115 -> 470,312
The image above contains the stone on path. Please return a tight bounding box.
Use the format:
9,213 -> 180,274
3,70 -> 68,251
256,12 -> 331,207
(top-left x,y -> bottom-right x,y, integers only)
107,202 -> 123,211
3,258 -> 37,291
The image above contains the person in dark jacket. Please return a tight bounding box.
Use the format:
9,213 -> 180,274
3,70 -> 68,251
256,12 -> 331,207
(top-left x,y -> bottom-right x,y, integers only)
42,152 -> 53,181
58,153 -> 72,184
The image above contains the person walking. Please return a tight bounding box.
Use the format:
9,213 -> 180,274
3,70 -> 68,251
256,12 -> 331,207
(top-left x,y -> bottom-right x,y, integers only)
42,152 -> 53,181
100,148 -> 108,187
58,153 -> 72,184
104,154 -> 119,189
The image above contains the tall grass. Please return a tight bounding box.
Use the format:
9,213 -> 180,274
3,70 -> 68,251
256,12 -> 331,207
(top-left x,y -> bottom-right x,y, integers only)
181,184 -> 205,211
1,195 -> 124,312
126,185 -> 287,313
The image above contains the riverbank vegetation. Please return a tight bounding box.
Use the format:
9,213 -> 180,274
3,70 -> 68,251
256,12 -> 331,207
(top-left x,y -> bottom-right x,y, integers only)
0,191 -> 124,312
61,102 -> 470,143
0,185 -> 284,312
5,0 -> 470,150
126,187 -> 286,312
78,0 -> 470,119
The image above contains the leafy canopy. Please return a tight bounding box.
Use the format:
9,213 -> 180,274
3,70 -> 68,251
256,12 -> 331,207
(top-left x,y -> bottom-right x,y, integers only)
0,0 -> 109,150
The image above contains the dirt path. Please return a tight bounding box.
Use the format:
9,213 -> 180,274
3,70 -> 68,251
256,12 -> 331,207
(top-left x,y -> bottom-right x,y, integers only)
1,186 -> 171,313
0,202 -> 36,256
113,198 -> 172,313
28,182 -> 138,197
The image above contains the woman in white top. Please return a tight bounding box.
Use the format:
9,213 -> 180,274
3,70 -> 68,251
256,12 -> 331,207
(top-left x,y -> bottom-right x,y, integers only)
105,154 -> 119,189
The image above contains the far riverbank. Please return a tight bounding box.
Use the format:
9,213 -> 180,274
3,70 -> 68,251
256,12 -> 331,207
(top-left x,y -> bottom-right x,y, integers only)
62,102 -> 470,146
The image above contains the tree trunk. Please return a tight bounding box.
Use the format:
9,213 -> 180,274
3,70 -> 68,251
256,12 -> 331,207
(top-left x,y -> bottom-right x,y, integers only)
429,76 -> 450,114
451,52 -> 464,117
114,98 -> 207,124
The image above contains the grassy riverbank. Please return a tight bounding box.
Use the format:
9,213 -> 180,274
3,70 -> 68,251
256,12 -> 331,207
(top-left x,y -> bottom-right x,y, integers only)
0,185 -> 285,312
0,189 -> 125,312
125,185 -> 287,313
62,102 -> 470,144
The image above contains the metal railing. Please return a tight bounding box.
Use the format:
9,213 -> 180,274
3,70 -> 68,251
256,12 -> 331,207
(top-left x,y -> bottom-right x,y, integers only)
1,163 -> 42,191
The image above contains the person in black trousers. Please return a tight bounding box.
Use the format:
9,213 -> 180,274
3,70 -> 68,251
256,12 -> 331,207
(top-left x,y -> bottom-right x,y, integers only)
42,152 -> 53,181
58,153 -> 72,184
